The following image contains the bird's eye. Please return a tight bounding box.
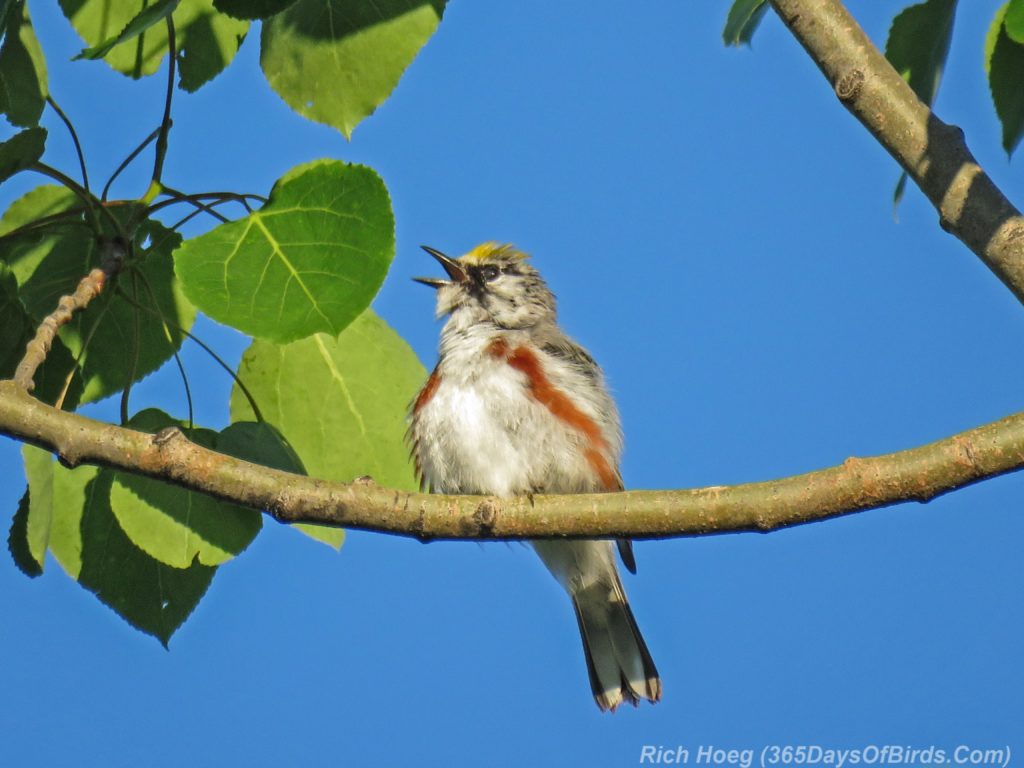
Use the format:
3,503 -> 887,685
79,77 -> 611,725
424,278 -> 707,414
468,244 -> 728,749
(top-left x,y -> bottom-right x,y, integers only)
480,265 -> 501,282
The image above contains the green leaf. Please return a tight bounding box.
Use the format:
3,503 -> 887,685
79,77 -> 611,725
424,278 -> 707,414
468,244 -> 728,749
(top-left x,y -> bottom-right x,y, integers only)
1006,0 -> 1024,42
22,443 -> 91,577
0,0 -> 16,40
109,409 -> 262,568
80,470 -> 216,646
230,310 -> 425,502
59,0 -> 248,92
8,487 -> 42,578
0,127 -> 45,183
21,446 -> 213,643
261,0 -> 446,138
723,0 -> 768,47
885,0 -> 957,207
0,1 -> 48,126
885,0 -> 957,106
892,171 -> 910,215
986,2 -> 1024,156
217,420 -> 344,549
0,264 -> 30,376
73,0 -> 180,62
213,0 -> 296,20
21,444 -> 53,570
174,160 -> 394,343
0,188 -> 197,403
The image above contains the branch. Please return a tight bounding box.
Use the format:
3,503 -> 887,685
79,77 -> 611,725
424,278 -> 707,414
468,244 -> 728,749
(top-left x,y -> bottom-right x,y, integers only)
769,0 -> 1024,305
12,240 -> 125,392
1,379 -> 1022,540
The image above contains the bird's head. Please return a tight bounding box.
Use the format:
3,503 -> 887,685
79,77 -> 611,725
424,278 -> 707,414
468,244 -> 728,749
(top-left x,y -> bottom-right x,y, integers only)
414,242 -> 556,329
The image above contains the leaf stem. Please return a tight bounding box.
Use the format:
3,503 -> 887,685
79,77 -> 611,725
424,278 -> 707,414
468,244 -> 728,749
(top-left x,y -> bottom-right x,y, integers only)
102,127 -> 160,202
119,271 -> 143,425
31,162 -> 131,245
30,162 -> 102,233
150,15 -> 177,193
46,96 -> 90,192
145,191 -> 267,218
116,281 -> 264,423
158,186 -> 230,223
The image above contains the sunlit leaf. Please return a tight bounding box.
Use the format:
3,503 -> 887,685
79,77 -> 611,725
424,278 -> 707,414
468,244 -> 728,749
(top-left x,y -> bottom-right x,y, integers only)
175,160 -> 394,343
217,420 -> 345,549
0,0 -> 48,126
723,0 -> 768,47
59,0 -> 248,92
109,409 -> 262,568
21,443 -> 88,577
1005,0 -> 1024,42
230,310 -> 424,498
261,0 -> 446,138
73,0 -> 180,62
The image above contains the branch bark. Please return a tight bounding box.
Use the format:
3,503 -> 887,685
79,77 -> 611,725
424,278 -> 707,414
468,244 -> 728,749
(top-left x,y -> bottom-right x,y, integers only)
769,0 -> 1024,305
2,379 -> 1023,541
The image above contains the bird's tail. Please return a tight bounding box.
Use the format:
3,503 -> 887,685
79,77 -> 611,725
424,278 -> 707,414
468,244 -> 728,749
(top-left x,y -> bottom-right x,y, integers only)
571,576 -> 662,712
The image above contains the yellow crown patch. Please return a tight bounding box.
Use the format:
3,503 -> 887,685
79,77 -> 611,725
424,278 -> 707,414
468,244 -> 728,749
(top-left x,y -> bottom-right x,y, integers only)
461,242 -> 529,264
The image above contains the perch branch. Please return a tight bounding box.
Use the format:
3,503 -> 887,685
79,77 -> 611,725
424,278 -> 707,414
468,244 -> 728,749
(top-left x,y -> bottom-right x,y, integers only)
1,379 -> 1023,540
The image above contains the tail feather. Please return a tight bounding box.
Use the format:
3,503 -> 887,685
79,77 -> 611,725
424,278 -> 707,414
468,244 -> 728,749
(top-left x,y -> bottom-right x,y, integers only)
571,579 -> 661,712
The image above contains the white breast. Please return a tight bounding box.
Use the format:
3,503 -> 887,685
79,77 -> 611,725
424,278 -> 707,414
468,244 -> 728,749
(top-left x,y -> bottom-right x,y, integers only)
412,341 -> 600,497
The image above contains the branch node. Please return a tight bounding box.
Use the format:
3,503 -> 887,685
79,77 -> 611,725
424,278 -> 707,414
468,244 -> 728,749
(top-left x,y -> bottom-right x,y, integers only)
152,426 -> 183,447
835,69 -> 864,102
461,498 -> 499,537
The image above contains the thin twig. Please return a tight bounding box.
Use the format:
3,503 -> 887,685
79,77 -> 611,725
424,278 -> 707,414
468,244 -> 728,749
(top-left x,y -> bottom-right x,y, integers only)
14,240 -> 126,392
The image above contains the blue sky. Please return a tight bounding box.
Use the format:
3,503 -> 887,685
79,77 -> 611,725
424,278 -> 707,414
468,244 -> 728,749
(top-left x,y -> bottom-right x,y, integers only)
2,1 -> 1022,765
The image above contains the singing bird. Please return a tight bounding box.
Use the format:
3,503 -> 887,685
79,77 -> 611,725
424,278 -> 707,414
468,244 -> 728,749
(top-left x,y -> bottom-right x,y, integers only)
407,242 -> 661,711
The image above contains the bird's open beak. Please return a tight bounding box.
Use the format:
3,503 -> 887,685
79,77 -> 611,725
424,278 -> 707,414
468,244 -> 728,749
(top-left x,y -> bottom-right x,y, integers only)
413,245 -> 468,288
